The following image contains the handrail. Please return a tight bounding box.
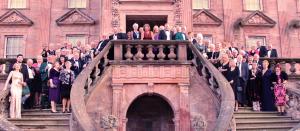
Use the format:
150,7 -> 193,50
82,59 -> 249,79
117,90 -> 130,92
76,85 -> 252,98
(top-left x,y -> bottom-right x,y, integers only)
70,42 -> 112,131
189,43 -> 235,131
0,87 -> 22,131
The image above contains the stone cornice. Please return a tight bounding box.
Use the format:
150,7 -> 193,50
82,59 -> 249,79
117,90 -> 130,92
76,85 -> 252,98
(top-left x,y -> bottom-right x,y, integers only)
56,9 -> 95,26
0,9 -> 33,26
193,10 -> 222,26
240,11 -> 276,27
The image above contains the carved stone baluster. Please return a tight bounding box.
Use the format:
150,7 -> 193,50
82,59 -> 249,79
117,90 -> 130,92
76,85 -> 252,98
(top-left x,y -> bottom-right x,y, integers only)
124,45 -> 133,61
168,45 -> 176,60
157,45 -> 165,60
146,45 -> 155,61
290,61 -> 297,75
134,44 -> 144,61
280,61 -> 287,72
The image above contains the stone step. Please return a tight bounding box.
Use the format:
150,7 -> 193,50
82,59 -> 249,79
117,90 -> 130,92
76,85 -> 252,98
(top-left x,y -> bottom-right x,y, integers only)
236,125 -> 294,131
237,118 -> 297,123
234,111 -> 279,117
236,120 -> 299,128
13,123 -> 69,130
21,113 -> 71,118
22,109 -> 70,114
8,118 -> 69,125
235,115 -> 292,120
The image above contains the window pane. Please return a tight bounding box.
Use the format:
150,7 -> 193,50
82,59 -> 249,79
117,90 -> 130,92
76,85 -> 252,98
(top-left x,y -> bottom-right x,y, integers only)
8,0 -> 26,9
66,35 -> 86,46
193,0 -> 209,9
246,36 -> 266,49
244,0 -> 261,11
6,36 -> 24,58
68,0 -> 86,8
203,35 -> 213,43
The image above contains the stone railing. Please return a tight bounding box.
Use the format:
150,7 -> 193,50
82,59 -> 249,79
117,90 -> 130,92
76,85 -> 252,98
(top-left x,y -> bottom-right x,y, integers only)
260,58 -> 300,79
286,86 -> 300,131
188,43 -> 235,131
70,42 -> 112,131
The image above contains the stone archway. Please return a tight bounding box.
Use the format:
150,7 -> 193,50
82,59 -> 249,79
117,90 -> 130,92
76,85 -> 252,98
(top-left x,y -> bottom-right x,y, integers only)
126,95 -> 175,131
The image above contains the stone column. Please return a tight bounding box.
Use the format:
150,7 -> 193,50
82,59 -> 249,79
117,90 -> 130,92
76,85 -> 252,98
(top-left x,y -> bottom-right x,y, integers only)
112,83 -> 123,131
178,83 -> 191,131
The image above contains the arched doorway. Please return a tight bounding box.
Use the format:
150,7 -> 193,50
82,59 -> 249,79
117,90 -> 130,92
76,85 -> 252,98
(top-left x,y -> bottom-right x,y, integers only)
126,95 -> 175,131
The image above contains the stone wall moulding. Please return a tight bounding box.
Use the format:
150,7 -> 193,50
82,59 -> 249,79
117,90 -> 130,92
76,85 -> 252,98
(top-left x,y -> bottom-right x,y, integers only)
112,65 -> 190,84
193,10 -> 222,26
0,9 -> 33,26
56,9 -> 95,26
240,11 -> 276,27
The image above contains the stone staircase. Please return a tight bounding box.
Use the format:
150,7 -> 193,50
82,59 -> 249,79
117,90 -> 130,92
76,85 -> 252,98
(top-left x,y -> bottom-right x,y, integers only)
235,107 -> 300,131
7,105 -> 70,131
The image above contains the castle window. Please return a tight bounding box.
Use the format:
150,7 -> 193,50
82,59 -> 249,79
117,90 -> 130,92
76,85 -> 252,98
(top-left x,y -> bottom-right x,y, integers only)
8,0 -> 26,9
193,0 -> 210,9
244,0 -> 262,11
5,36 -> 24,58
68,0 -> 87,8
66,35 -> 86,46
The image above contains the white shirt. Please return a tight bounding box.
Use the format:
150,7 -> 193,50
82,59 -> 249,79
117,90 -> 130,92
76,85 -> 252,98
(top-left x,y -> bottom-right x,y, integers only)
27,66 -> 34,79
113,34 -> 118,40
182,34 -> 186,40
165,31 -> 171,40
238,62 -> 242,77
267,50 -> 271,58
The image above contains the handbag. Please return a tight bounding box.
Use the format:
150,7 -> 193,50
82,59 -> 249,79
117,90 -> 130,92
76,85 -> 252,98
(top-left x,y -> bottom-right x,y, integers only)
22,86 -> 30,96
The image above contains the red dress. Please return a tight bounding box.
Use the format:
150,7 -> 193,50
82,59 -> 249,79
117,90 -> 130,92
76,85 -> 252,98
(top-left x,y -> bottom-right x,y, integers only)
143,31 -> 152,40
274,76 -> 286,106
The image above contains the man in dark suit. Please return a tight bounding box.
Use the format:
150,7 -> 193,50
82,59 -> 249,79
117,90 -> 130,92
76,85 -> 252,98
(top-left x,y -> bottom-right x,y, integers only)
237,55 -> 249,106
267,44 -> 278,58
71,52 -> 84,77
158,23 -> 174,40
9,54 -> 29,83
109,27 -> 128,40
256,41 -> 267,57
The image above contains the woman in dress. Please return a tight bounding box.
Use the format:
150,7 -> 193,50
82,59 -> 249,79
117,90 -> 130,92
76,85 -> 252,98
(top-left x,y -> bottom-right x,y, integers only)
261,60 -> 276,111
271,65 -> 288,115
247,62 -> 262,111
3,63 -> 26,118
48,61 -> 61,113
217,54 -> 230,77
225,60 -> 240,111
142,24 -> 153,40
153,25 -> 160,40
32,55 -> 43,106
59,61 -> 75,113
131,23 -> 141,40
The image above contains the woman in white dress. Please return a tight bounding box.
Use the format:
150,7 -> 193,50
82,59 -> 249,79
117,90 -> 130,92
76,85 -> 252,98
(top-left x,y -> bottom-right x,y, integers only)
3,63 -> 26,118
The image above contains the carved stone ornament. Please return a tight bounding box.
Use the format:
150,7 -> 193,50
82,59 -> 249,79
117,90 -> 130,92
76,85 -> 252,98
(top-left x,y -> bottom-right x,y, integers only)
112,0 -> 120,28
240,11 -> 276,27
191,114 -> 207,131
56,9 -> 95,25
193,10 -> 222,26
0,9 -> 33,26
173,0 -> 183,25
100,115 -> 119,129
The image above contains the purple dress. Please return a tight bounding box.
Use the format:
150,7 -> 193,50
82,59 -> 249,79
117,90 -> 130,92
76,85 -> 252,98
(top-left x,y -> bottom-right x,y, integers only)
49,68 -> 60,102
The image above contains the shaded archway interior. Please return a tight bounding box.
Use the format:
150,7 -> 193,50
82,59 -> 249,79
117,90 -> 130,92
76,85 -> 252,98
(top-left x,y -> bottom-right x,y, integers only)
126,15 -> 168,33
126,94 -> 175,131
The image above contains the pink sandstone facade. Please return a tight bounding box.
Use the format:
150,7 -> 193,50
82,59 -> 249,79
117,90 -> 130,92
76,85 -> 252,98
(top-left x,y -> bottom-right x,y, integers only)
0,0 -> 300,58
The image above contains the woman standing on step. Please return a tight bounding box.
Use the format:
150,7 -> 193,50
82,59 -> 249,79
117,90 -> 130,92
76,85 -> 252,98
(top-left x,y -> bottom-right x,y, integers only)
48,61 -> 61,113
261,60 -> 276,111
247,62 -> 262,111
3,63 -> 26,118
59,61 -> 75,113
271,65 -> 288,115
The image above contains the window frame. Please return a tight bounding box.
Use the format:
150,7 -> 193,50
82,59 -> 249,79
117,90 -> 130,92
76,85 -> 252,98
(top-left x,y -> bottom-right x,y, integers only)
192,0 -> 210,10
246,36 -> 266,49
243,0 -> 263,11
7,0 -> 28,9
67,0 -> 88,9
4,35 -> 24,58
66,34 -> 87,46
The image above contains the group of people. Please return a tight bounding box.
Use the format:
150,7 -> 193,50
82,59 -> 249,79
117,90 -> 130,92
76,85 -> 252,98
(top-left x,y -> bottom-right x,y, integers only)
2,22 -> 288,119
192,35 -> 287,115
3,40 -> 99,118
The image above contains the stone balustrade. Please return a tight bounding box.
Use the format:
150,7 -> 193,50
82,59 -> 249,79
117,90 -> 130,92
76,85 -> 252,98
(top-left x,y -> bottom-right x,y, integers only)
112,40 -> 190,62
260,58 -> 300,79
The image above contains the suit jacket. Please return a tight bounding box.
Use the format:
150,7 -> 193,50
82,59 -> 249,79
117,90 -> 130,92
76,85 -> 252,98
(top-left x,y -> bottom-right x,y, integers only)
206,52 -> 220,59
109,33 -> 128,40
268,49 -> 278,58
258,46 -> 267,57
97,39 -> 110,52
132,31 -> 141,40
158,30 -> 174,40
237,62 -> 249,82
71,58 -> 84,77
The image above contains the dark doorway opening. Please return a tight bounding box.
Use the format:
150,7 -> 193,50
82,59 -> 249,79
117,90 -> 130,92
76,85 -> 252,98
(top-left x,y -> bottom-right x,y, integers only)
126,95 -> 175,131
126,15 -> 168,33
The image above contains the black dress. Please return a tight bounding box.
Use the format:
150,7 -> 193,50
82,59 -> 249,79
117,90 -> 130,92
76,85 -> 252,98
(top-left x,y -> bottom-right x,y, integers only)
225,67 -> 241,103
247,69 -> 262,104
261,69 -> 276,111
59,70 -> 75,99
